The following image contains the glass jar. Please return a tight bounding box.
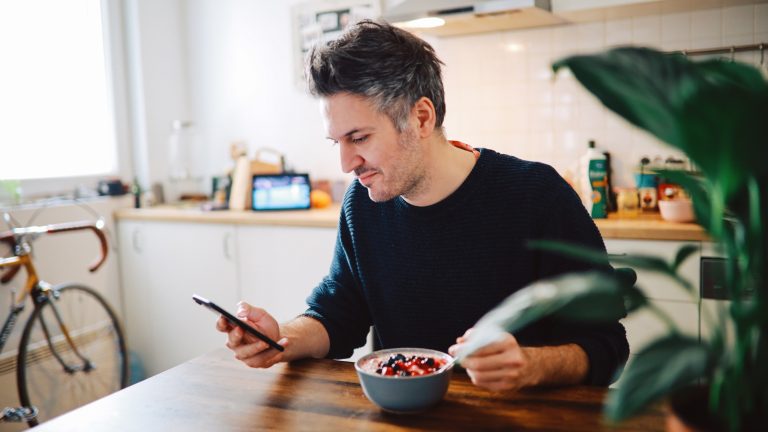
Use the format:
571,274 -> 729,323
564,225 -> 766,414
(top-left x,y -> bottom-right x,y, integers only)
616,188 -> 640,218
168,120 -> 200,181
167,120 -> 204,202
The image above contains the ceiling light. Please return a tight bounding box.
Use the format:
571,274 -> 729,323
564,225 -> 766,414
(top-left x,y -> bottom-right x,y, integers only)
395,17 -> 446,29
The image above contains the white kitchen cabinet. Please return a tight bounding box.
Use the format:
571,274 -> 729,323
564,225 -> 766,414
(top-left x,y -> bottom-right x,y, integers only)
118,220 -> 239,376
552,0 -> 724,22
605,239 -> 700,302
235,226 -> 373,361
118,219 -> 374,377
236,226 -> 336,324
605,239 -> 701,388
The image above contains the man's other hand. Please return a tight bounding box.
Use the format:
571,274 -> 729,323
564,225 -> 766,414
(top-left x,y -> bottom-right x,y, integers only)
448,330 -> 539,392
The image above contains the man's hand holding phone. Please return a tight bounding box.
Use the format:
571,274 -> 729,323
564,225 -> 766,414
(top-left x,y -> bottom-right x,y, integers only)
214,301 -> 289,368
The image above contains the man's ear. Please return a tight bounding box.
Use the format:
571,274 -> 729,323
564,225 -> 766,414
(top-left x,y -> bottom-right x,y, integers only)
412,97 -> 437,139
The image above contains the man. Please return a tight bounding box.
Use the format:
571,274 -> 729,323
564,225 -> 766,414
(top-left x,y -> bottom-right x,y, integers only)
218,20 -> 628,391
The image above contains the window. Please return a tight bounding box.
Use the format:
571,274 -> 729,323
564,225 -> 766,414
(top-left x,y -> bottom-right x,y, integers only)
0,0 -> 119,182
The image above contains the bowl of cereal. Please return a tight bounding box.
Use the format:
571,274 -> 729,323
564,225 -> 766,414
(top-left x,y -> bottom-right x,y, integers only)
354,347 -> 454,413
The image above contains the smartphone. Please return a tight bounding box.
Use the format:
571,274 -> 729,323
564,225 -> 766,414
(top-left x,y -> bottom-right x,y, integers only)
192,294 -> 284,352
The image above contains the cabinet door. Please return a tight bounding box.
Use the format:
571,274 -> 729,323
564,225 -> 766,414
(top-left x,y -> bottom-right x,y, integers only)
604,239 -> 700,302
236,226 -> 336,323
119,221 -> 238,377
605,239 -> 701,388
237,225 -> 373,361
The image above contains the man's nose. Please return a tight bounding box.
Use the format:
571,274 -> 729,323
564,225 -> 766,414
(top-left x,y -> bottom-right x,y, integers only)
340,142 -> 363,174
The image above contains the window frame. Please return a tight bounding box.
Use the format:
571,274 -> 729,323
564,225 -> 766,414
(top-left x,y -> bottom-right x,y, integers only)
7,0 -> 133,200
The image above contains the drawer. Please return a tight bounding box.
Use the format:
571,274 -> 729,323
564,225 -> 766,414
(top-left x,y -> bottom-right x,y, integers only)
621,300 -> 699,354
605,239 -> 700,302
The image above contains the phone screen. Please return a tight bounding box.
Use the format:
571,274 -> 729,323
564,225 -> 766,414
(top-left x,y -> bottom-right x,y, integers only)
192,294 -> 284,352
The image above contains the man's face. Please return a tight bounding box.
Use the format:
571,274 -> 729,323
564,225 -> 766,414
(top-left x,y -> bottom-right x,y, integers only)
322,93 -> 426,202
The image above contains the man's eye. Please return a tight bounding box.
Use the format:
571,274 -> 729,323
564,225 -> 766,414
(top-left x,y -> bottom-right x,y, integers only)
351,135 -> 368,144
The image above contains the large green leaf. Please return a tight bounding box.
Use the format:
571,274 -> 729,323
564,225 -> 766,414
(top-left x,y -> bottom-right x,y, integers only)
552,48 -> 686,149
605,334 -> 711,422
530,240 -> 671,275
453,272 -> 637,362
530,240 -> 696,293
652,169 -> 714,232
555,284 -> 646,321
553,47 -> 768,201
673,243 -> 700,272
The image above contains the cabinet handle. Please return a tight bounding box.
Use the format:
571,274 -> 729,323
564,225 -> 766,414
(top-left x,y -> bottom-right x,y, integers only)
223,232 -> 232,261
608,253 -> 627,258
132,229 -> 143,254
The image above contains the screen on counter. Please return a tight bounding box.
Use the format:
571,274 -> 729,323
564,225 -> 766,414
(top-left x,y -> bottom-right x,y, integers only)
251,174 -> 311,211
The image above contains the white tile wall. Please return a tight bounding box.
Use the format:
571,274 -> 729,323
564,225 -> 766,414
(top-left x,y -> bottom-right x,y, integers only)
436,3 -> 766,193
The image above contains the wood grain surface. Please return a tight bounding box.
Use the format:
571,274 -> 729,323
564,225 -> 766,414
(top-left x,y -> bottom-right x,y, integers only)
115,205 -> 706,241
32,348 -> 665,431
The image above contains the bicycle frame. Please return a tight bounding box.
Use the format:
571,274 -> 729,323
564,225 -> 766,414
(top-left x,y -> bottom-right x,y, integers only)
0,254 -> 37,354
0,219 -> 108,358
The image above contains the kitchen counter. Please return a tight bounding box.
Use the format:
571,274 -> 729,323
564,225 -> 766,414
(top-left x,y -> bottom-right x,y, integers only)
594,213 -> 708,241
115,205 -> 708,241
115,204 -> 342,228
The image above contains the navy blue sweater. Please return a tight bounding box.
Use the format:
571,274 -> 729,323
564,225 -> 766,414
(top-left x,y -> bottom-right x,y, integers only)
304,148 -> 629,386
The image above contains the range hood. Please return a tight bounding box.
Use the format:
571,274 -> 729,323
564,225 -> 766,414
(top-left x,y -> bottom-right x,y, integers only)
382,0 -> 565,36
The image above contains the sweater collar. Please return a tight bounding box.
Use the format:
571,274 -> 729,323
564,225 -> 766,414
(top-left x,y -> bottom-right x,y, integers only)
394,147 -> 490,216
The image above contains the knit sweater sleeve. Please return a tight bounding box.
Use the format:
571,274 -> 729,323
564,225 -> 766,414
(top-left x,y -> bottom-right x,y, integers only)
532,166 -> 630,386
303,204 -> 371,359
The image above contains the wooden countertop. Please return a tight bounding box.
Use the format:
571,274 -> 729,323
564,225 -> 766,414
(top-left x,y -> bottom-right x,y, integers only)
115,204 -> 342,228
33,348 -> 665,431
594,213 -> 708,241
115,204 -> 708,241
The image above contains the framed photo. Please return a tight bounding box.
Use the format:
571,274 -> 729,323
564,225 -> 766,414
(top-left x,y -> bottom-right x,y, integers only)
291,0 -> 381,88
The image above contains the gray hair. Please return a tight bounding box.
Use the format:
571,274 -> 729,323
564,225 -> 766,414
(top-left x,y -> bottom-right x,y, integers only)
306,20 -> 446,134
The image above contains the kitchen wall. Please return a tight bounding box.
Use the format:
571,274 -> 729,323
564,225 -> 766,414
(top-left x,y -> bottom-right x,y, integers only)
184,0 -> 339,184
172,1 -> 767,193
437,3 -> 768,188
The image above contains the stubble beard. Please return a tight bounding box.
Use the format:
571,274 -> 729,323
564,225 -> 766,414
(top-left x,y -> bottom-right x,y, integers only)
366,127 -> 427,203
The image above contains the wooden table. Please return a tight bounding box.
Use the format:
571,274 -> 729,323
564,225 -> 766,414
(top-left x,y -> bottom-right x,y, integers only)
33,348 -> 666,431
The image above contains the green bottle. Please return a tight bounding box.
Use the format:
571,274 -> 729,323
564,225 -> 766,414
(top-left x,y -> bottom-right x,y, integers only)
585,141 -> 607,218
132,177 -> 141,209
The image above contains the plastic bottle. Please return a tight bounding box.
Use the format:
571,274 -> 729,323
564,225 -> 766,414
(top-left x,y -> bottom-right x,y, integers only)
580,140 -> 608,218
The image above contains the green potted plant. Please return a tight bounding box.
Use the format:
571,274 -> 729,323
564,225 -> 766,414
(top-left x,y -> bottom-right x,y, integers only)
463,47 -> 766,431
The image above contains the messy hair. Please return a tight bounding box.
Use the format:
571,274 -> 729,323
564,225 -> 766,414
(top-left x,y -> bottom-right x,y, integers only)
306,20 -> 446,134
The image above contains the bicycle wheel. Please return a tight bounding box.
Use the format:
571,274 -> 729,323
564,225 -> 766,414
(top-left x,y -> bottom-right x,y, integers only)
16,283 -> 128,426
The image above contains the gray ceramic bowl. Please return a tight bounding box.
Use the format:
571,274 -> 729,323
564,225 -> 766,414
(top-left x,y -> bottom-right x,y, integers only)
354,347 -> 454,413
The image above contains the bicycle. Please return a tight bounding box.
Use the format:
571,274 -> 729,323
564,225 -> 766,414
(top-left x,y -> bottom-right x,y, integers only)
0,212 -> 128,427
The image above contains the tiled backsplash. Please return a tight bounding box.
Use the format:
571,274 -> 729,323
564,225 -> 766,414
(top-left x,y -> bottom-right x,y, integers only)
435,4 -> 767,189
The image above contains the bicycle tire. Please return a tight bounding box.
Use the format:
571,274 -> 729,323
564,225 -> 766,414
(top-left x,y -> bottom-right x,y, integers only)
16,283 -> 128,427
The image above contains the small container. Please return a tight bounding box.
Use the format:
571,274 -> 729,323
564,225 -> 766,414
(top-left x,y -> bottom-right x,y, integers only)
616,188 -> 640,218
659,199 -> 695,223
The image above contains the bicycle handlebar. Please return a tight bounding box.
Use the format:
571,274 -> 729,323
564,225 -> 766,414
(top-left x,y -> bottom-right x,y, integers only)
46,220 -> 109,272
0,219 -> 109,284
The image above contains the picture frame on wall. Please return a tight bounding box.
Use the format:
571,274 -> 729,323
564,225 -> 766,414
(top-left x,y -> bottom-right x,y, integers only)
291,0 -> 381,88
